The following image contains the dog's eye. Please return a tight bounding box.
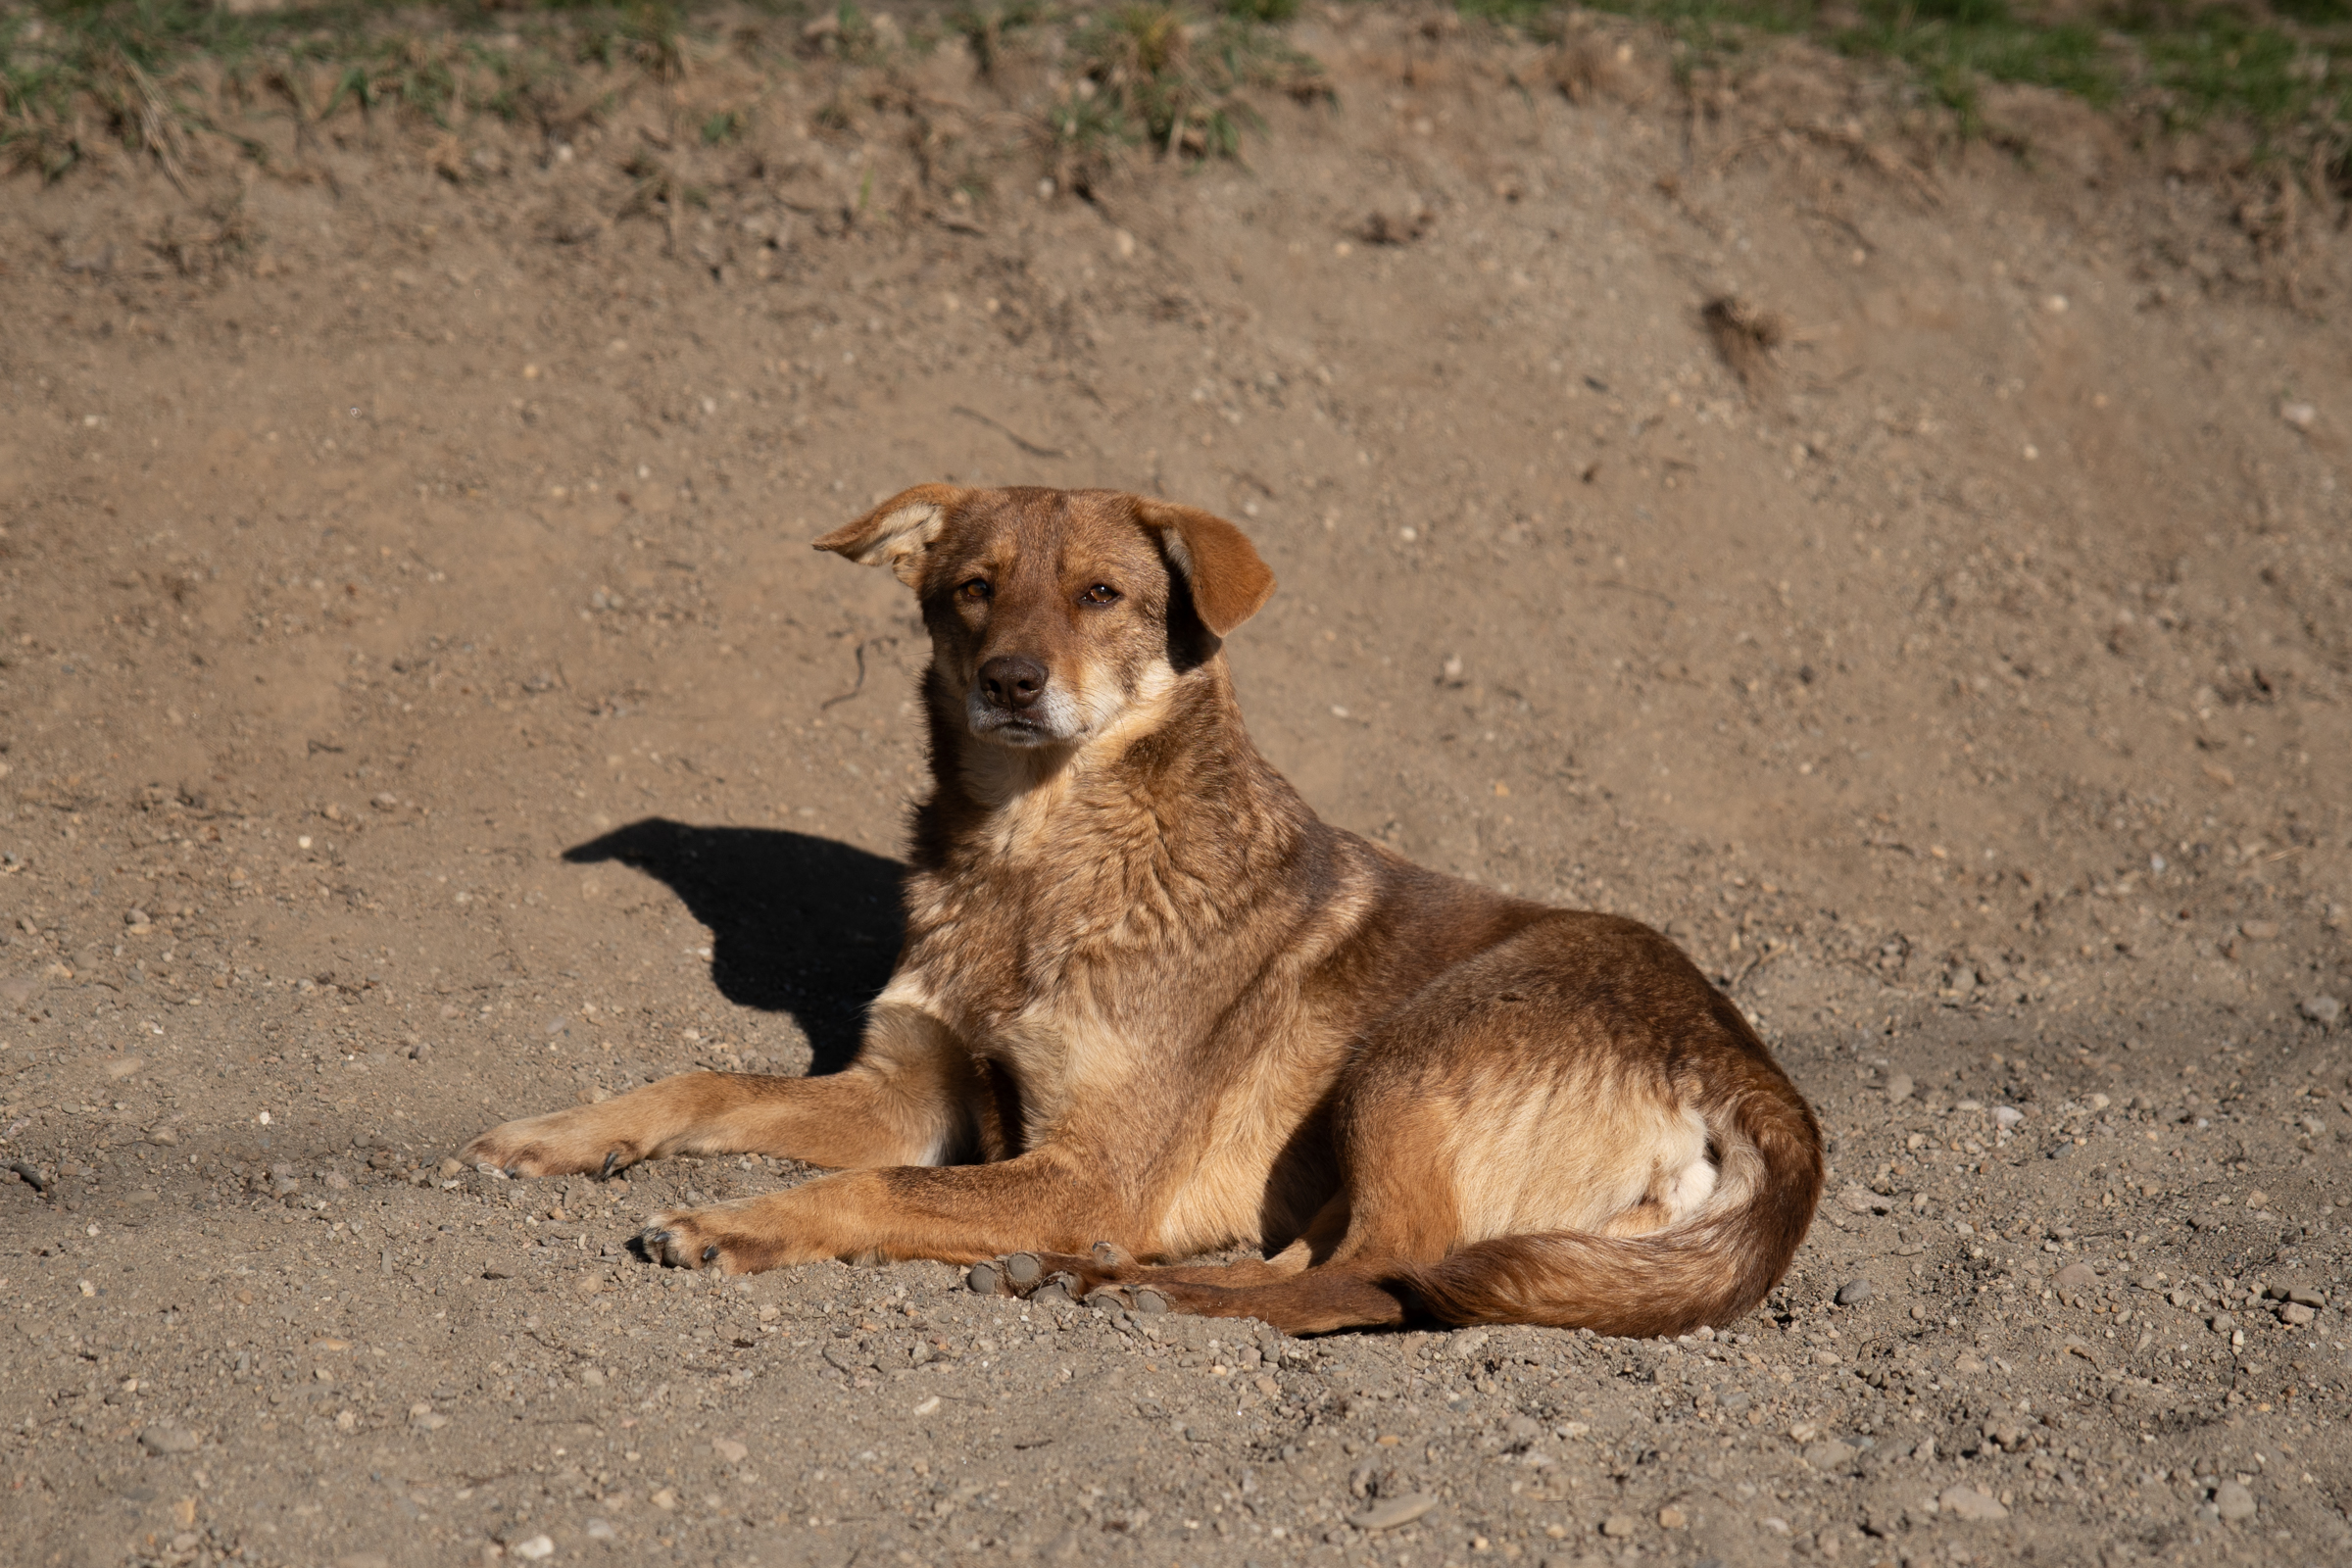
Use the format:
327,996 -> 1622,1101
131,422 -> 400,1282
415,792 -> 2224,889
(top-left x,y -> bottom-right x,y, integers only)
957,578 -> 992,603
1079,583 -> 1120,607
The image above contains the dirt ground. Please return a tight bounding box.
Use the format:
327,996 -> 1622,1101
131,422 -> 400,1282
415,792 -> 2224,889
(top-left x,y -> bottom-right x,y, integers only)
4,8 -> 2352,1568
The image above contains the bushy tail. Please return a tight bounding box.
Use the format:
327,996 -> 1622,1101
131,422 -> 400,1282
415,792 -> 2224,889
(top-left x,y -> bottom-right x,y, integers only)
1400,1026 -> 1824,1338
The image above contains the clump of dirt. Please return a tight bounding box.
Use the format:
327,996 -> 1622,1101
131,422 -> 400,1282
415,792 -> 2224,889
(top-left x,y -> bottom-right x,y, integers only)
1701,293 -> 1786,395
1,8 -> 2349,1568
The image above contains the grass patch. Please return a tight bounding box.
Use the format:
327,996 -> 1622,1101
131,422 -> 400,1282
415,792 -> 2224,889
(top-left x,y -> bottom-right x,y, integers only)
1046,2 -> 1325,162
1464,0 -> 2352,157
5,1 -> 2344,185
0,1 -> 691,178
0,0 -> 1321,183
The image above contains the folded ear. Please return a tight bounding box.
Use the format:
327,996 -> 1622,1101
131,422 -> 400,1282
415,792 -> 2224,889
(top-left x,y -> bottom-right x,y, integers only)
1132,498 -> 1276,637
813,484 -> 969,587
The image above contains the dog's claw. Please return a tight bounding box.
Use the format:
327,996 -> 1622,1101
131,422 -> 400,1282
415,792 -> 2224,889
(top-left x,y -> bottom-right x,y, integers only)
702,1244 -> 720,1264
601,1151 -> 618,1177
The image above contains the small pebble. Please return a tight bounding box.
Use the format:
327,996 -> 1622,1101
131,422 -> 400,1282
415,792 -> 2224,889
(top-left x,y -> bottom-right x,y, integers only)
1938,1485 -> 2007,1521
509,1536 -> 556,1561
2302,995 -> 2342,1026
1601,1514 -> 1638,1538
1349,1493 -> 1437,1532
2053,1262 -> 2096,1290
1835,1279 -> 1873,1306
139,1427 -> 201,1455
2214,1480 -> 2256,1521
1885,1073 -> 1914,1102
711,1438 -> 747,1463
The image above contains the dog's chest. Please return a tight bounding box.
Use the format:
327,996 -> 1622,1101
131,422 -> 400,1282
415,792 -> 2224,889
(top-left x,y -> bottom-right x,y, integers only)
899,862 -> 1212,1122
906,919 -> 1143,1066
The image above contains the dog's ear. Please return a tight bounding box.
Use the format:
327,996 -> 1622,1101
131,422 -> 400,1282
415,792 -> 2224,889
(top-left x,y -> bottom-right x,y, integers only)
1132,499 -> 1276,636
814,484 -> 969,587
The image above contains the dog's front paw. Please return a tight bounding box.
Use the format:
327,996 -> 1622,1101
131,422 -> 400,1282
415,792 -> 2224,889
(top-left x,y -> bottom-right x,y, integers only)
636,1203 -> 776,1275
462,1107 -> 645,1179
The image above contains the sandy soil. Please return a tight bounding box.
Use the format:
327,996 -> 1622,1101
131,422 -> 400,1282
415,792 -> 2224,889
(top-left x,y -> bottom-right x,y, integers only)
3,10 -> 2350,1568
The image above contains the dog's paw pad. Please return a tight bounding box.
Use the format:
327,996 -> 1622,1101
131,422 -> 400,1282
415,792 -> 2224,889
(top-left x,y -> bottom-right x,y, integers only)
1131,1286 -> 1170,1314
1003,1252 -> 1044,1290
966,1260 -> 1009,1297
1034,1272 -> 1079,1306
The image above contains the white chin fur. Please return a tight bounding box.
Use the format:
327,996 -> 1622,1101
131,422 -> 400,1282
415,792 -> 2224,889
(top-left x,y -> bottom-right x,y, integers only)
965,687 -> 1085,747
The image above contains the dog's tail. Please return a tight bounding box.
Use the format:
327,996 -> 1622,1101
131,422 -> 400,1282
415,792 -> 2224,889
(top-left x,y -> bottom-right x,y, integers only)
1397,1002 -> 1824,1339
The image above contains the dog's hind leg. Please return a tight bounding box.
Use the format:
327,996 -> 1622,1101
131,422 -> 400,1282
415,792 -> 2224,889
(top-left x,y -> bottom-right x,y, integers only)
977,1195 -> 1349,1300
974,1238 -> 1315,1300
1086,1262 -> 1413,1335
465,1002 -> 984,1178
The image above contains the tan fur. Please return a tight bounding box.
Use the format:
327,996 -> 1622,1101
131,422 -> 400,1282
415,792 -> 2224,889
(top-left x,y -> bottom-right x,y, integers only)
464,485 -> 1824,1337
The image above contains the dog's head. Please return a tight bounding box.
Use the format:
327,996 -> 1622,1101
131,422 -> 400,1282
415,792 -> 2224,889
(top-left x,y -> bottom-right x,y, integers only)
815,486 -> 1274,751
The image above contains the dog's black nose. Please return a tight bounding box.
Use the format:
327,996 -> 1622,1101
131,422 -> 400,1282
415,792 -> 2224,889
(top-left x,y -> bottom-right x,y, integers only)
978,655 -> 1049,711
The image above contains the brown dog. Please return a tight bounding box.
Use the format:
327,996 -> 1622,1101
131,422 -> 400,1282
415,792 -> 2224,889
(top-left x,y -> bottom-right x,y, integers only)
464,485 -> 1823,1336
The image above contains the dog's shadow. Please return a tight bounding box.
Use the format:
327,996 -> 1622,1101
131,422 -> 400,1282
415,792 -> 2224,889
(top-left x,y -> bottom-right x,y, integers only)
564,819 -> 903,1076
